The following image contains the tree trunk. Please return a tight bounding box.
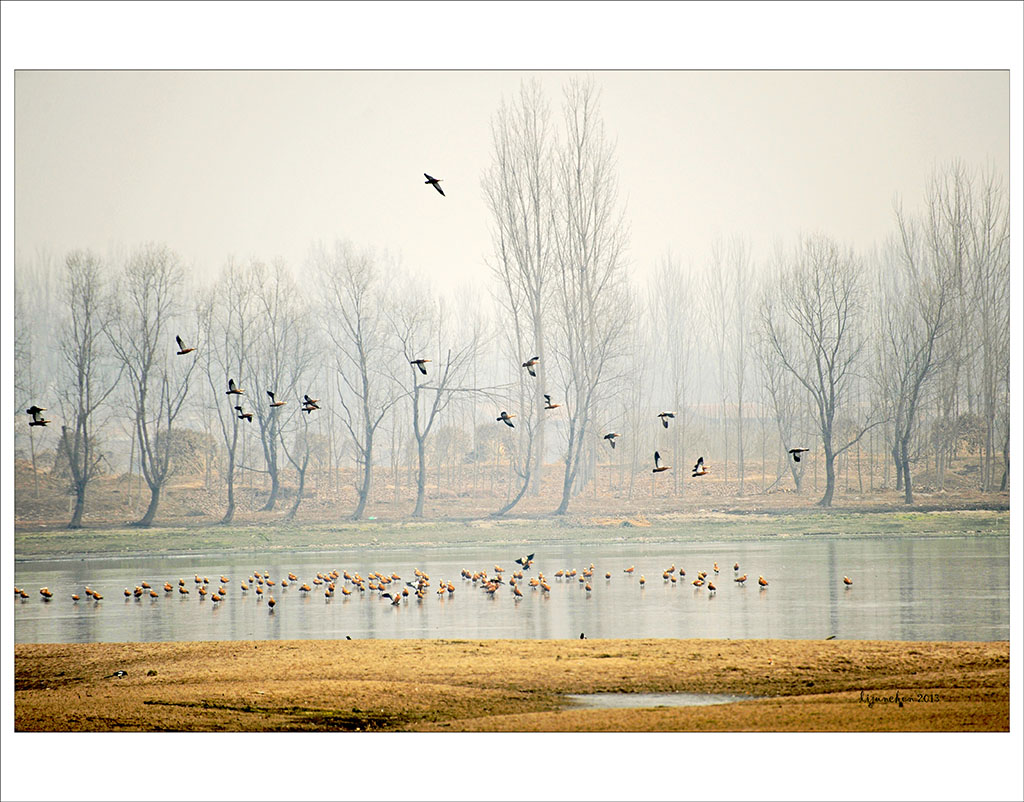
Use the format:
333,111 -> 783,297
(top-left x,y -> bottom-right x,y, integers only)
285,465 -> 306,522
901,436 -> 913,504
262,472 -> 279,511
818,444 -> 835,508
221,448 -> 236,524
67,481 -> 86,529
134,483 -> 160,527
413,439 -> 427,517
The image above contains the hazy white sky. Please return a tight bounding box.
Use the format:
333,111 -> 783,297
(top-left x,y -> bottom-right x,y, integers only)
13,68 -> 1010,295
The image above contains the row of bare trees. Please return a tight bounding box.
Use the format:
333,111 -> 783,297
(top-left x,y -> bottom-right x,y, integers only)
13,81 -> 1009,526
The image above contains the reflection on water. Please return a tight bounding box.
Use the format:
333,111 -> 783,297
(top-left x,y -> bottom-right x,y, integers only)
14,535 -> 1008,644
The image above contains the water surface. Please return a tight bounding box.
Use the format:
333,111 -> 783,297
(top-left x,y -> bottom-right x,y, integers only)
14,535 -> 1008,644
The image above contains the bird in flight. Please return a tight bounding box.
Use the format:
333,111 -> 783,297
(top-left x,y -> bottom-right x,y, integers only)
410,358 -> 431,375
301,394 -> 320,414
424,173 -> 445,196
657,411 -> 675,429
652,451 -> 671,473
522,356 -> 540,377
175,335 -> 195,355
603,432 -> 620,449
226,378 -> 244,395
267,390 -> 286,408
788,447 -> 810,463
692,456 -> 708,477
543,394 -> 560,410
497,411 -> 516,428
26,406 -> 50,427
515,553 -> 535,569
235,405 -> 253,423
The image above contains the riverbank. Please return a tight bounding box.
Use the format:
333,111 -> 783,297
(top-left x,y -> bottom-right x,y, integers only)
14,638 -> 1009,732
14,508 -> 1010,562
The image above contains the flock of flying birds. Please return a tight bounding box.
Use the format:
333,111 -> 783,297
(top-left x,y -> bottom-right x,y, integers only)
24,174 -> 814,480
15,552 -> 856,613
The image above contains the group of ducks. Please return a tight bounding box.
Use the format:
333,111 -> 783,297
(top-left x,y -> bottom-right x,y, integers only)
15,546 -> 857,611
225,377 -> 321,422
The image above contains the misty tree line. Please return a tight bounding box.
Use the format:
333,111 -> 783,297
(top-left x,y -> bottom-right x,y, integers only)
13,78 -> 1010,529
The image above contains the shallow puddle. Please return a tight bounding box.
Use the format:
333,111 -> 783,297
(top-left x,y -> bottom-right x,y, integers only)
565,692 -> 752,709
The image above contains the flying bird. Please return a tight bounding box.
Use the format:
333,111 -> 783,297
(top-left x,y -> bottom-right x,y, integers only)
235,405 -> 253,423
424,173 -> 445,196
788,447 -> 810,463
514,553 -> 535,569
522,356 -> 540,377
226,378 -> 244,395
543,394 -> 560,410
302,394 -> 320,414
692,456 -> 708,477
652,451 -> 671,473
174,335 -> 195,355
657,412 -> 675,429
497,411 -> 516,428
410,358 -> 431,375
267,390 -> 286,408
603,432 -> 620,449
27,407 -> 50,427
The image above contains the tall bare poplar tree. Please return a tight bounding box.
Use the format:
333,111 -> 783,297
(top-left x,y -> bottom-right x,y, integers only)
483,79 -> 556,507
106,244 -> 197,526
56,250 -> 122,528
550,78 -> 629,515
760,235 -> 877,507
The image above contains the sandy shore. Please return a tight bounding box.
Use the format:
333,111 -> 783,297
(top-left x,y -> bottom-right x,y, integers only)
14,638 -> 1008,732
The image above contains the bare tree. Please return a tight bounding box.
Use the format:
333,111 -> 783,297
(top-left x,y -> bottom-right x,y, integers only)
313,240 -> 401,520
392,284 -> 478,518
874,204 -> 956,504
482,78 -> 556,503
56,250 -> 122,528
550,77 -> 630,515
760,235 -> 877,507
106,244 -> 197,526
200,258 -> 259,523
702,241 -> 732,484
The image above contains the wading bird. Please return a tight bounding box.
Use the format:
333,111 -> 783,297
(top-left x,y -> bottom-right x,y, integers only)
543,394 -> 560,410
522,356 -> 539,377
758,576 -> 769,588
603,432 -> 619,449
657,411 -> 675,429
652,451 -> 671,473
424,173 -> 445,196
226,378 -> 244,395
735,574 -> 747,584
496,411 -> 516,428
175,335 -> 195,355
843,576 -> 853,586
788,447 -> 810,463
267,390 -> 286,407
410,358 -> 431,375
692,456 -> 708,477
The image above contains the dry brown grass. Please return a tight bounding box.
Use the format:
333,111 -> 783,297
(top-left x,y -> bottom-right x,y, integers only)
15,638 -> 1008,732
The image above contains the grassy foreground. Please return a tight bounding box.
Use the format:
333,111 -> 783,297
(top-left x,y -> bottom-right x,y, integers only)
15,638 -> 1008,732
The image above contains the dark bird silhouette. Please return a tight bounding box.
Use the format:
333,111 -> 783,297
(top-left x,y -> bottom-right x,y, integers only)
657,411 -> 675,429
515,553 -> 535,569
27,407 -> 50,427
692,456 -> 708,477
543,394 -> 560,410
226,378 -> 244,395
410,358 -> 431,375
302,394 -> 320,414
175,335 -> 195,355
424,173 -> 445,196
235,405 -> 253,423
267,390 -> 286,408
497,411 -> 516,428
580,632 -> 586,640
788,447 -> 810,463
603,432 -> 620,449
522,356 -> 540,377
652,450 -> 671,473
